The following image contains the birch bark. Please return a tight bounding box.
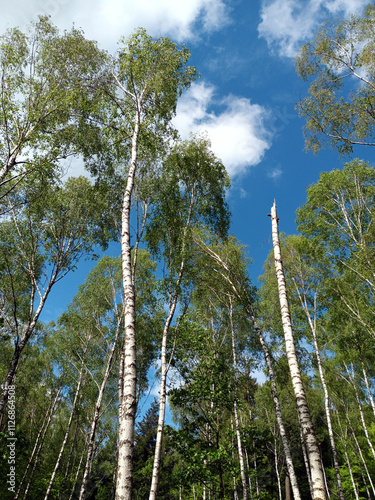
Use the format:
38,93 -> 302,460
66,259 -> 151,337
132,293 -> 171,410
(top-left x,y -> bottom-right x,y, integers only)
294,284 -> 344,500
116,98 -> 141,500
270,200 -> 326,500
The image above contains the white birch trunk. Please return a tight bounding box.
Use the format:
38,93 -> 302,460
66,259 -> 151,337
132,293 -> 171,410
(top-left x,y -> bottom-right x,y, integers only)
116,98 -> 141,500
44,361 -> 85,500
148,257 -> 188,500
148,290 -> 180,500
295,286 -> 344,500
349,422 -> 375,497
300,426 -> 314,498
344,363 -> 375,462
79,321 -> 120,500
274,437 -> 282,500
336,411 -> 360,500
229,299 -> 248,500
69,434 -> 89,500
270,200 -> 326,500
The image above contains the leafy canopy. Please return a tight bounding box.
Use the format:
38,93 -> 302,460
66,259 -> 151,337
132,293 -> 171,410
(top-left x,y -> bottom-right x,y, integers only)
296,5 -> 375,154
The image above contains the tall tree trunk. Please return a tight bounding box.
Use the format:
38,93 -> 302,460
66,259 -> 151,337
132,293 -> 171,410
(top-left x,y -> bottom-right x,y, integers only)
44,361 -> 85,500
336,411 -> 360,500
253,452 -> 260,500
349,422 -> 375,497
148,287 -> 181,500
300,426 -> 314,498
294,286 -> 344,500
116,100 -> 141,500
344,363 -> 375,462
274,436 -> 282,500
79,323 -> 120,500
149,189 -> 195,500
60,416 -> 80,498
68,434 -> 89,500
270,200 -> 326,500
229,299 -> 248,500
244,448 -> 253,500
285,472 -> 292,500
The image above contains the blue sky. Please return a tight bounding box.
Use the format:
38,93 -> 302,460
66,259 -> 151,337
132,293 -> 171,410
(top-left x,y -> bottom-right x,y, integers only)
1,0 -> 372,391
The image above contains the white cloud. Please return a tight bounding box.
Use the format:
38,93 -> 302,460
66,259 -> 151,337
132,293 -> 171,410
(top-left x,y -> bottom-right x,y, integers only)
0,0 -> 230,50
267,167 -> 282,180
258,0 -> 368,57
173,82 -> 273,178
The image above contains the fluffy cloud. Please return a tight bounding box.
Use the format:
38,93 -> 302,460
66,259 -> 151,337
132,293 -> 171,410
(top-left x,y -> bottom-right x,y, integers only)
0,0 -> 230,49
258,0 -> 368,57
173,82 -> 273,178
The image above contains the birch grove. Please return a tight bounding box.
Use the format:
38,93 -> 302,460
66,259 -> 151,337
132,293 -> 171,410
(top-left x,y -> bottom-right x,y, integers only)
2,15 -> 375,500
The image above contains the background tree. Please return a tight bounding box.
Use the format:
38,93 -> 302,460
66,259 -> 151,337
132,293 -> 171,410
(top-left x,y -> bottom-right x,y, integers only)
145,134 -> 230,500
296,5 -> 375,154
0,17 -> 106,204
0,176 -> 114,423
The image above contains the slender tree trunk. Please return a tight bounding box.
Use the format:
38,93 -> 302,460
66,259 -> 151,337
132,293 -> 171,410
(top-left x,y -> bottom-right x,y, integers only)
68,435 -> 89,500
285,472 -> 292,500
270,200 -> 326,500
362,367 -> 375,420
149,190 -> 195,500
345,363 -> 375,462
194,237 -> 302,500
79,328 -> 120,500
244,448 -> 253,500
44,361 -> 85,500
274,436 -> 282,500
148,291 -> 180,500
230,418 -> 239,500
295,286 -> 344,500
116,100 -> 141,500
60,416 -> 80,498
253,452 -> 260,500
17,387 -> 62,499
351,433 -> 372,500
254,326 -> 302,500
336,411 -> 360,500
229,299 -> 248,500
349,423 -> 375,496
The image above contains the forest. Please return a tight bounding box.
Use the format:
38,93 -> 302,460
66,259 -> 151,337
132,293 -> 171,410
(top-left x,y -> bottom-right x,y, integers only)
1,6 -> 375,500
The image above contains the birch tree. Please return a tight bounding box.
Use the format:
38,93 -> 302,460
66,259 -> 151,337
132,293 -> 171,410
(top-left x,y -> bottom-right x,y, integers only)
145,135 -> 230,500
0,17 -> 106,205
296,5 -> 375,154
107,29 -> 196,499
270,200 -> 326,500
0,176 -> 112,423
